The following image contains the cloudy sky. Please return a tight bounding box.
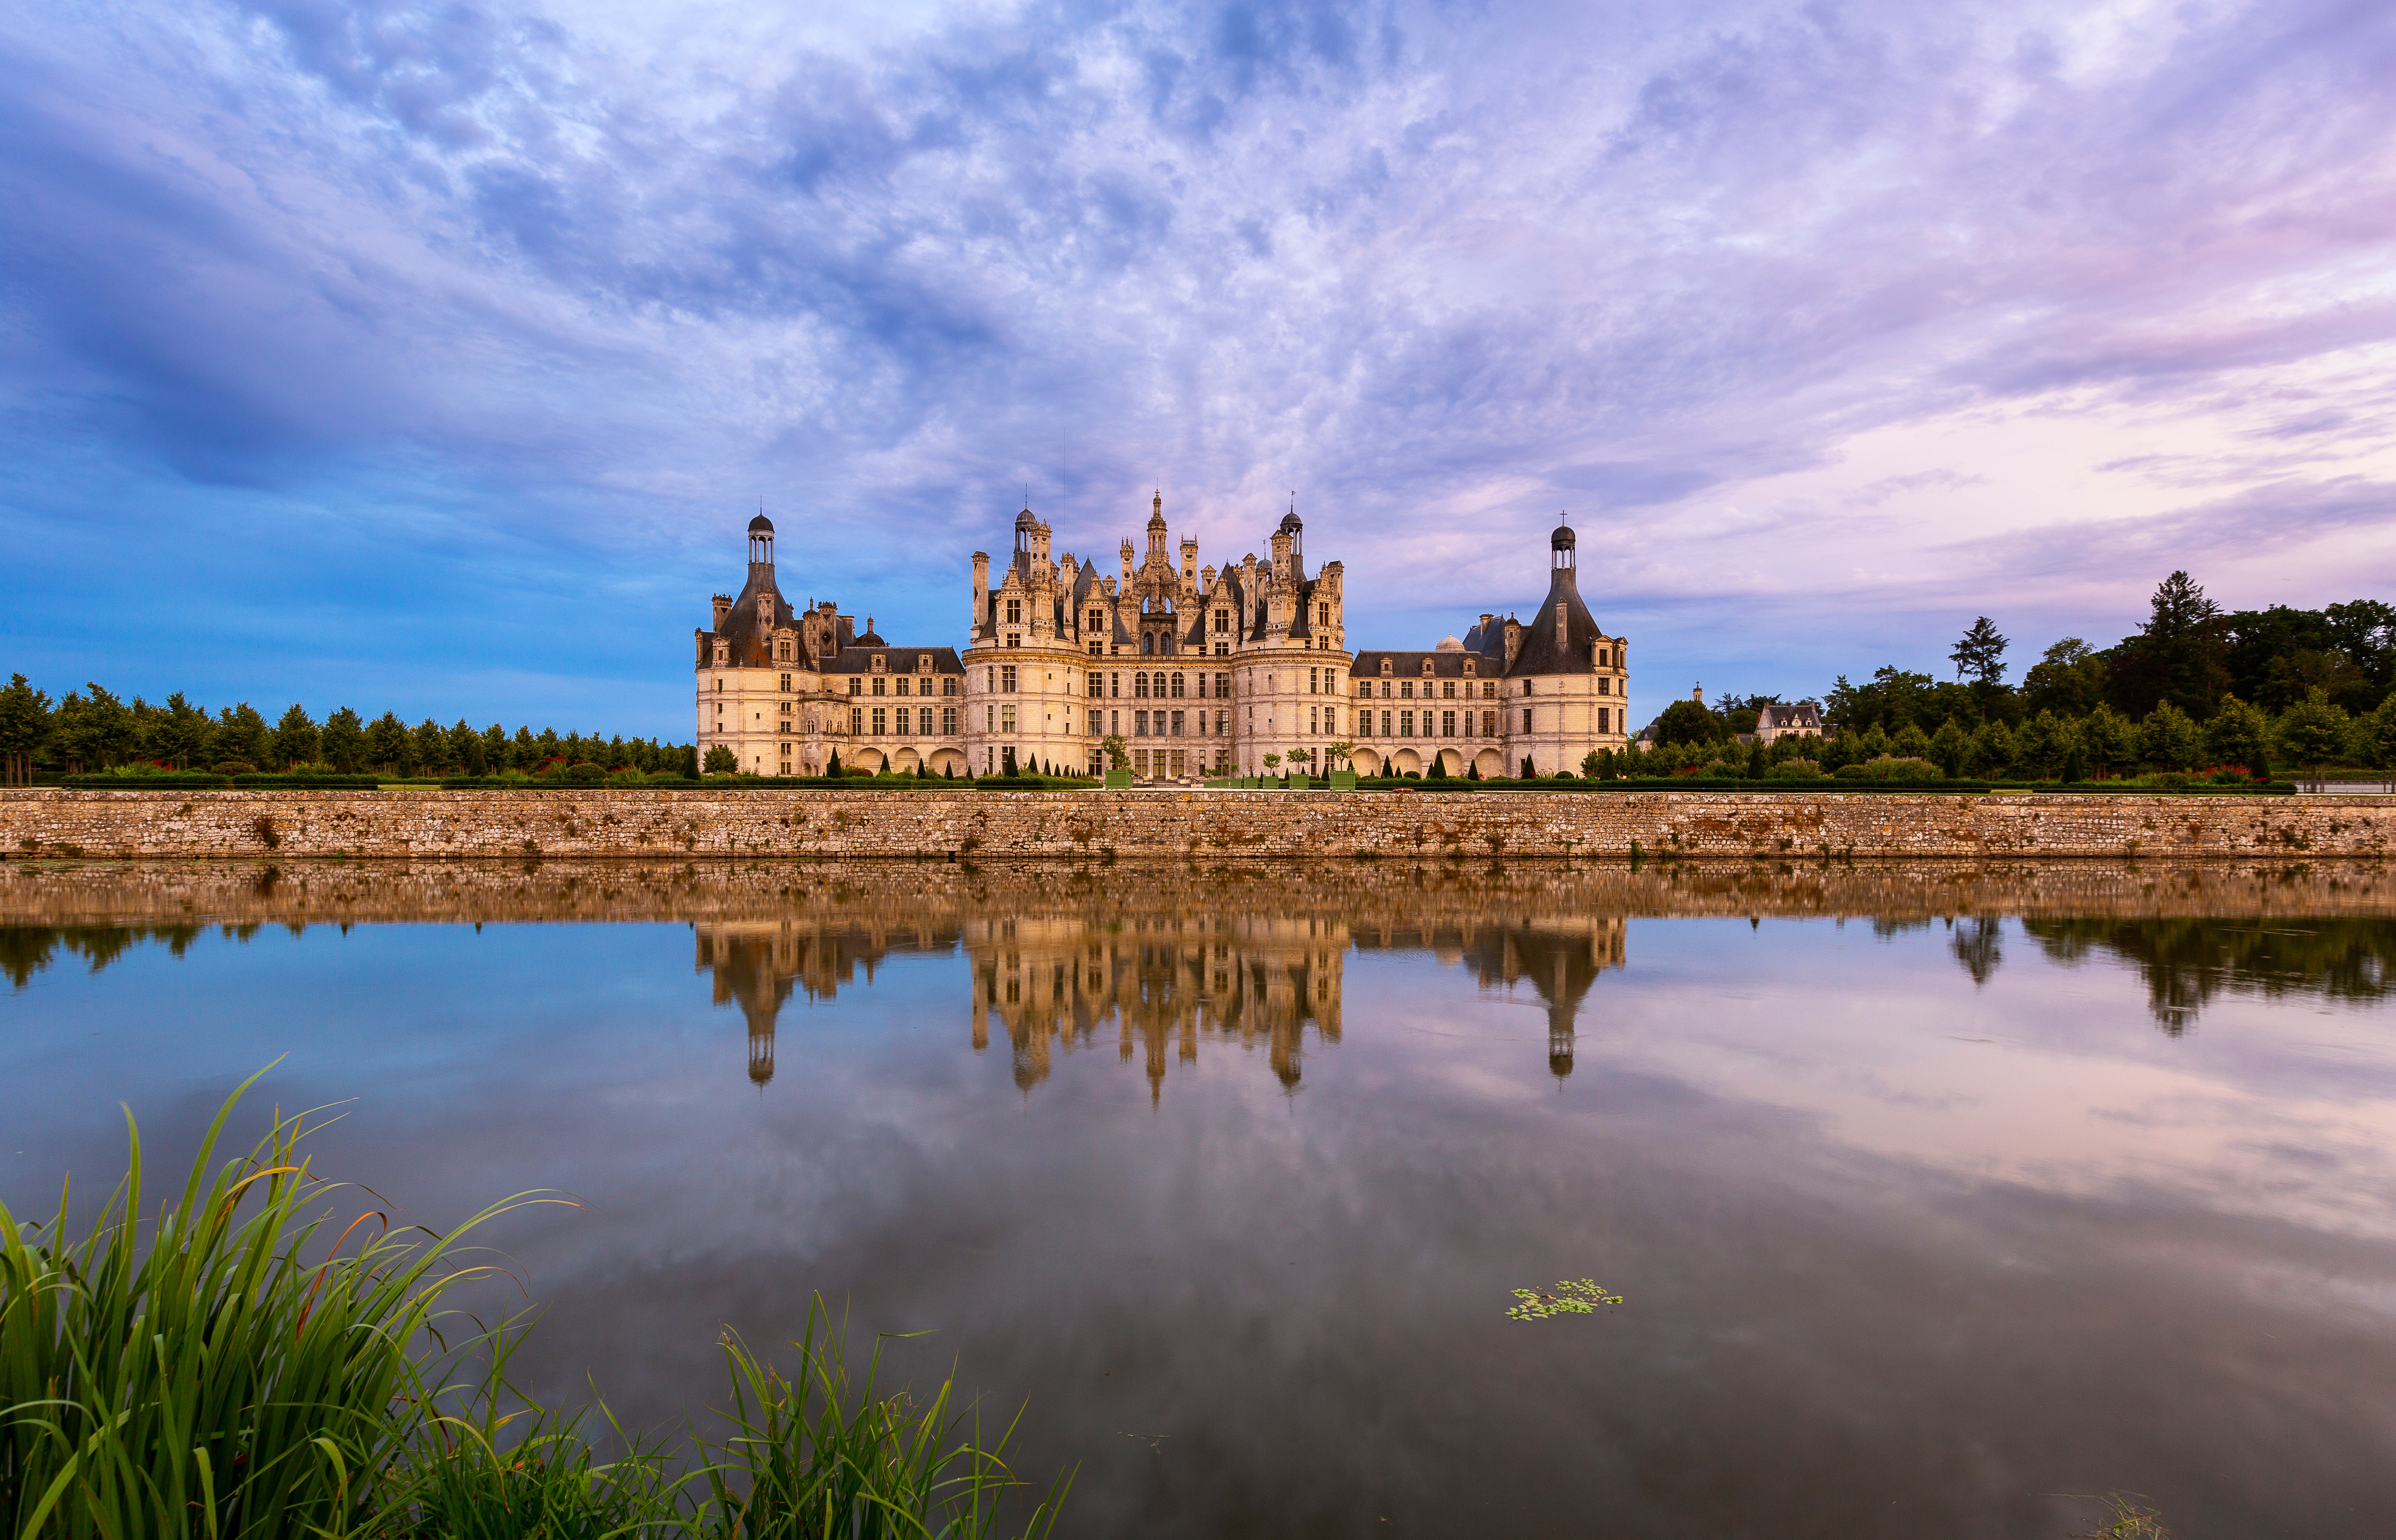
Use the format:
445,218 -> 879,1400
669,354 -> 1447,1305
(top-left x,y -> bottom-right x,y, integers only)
5,0 -> 2394,737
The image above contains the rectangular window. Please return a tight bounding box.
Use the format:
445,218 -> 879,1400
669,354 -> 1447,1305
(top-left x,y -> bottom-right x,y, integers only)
1309,668 -> 1319,693
1482,710 -> 1496,737
1523,709 -> 1533,732
1089,640 -> 1103,656
895,678 -> 909,697
1171,750 -> 1185,777
1006,634 -> 1021,647
1001,666 -> 1017,692
1442,681 -> 1455,699
1001,705 -> 1016,733
1088,671 -> 1102,697
871,708 -> 886,735
1400,681 -> 1413,699
1170,710 -> 1184,736
1599,707 -> 1611,733
943,706 -> 958,734
1356,681 -> 1368,698
1110,673 -> 1121,697
1441,711 -> 1456,737
1135,711 -> 1148,736
1379,710 -> 1391,736
1090,609 -> 1105,631
850,707 -> 863,734
779,673 -> 792,691
1134,673 -> 1148,699
1134,748 -> 1149,776
1089,708 -> 1102,734
848,678 -> 861,696
871,678 -> 885,696
1599,678 -> 1610,695
1400,710 -> 1413,737
944,677 -> 958,696
1214,609 -> 1228,633
1310,706 -> 1319,733
1109,709 -> 1119,733
1006,599 -> 1022,623
1483,682 -> 1495,700
1215,642 -> 1228,656
984,705 -> 993,731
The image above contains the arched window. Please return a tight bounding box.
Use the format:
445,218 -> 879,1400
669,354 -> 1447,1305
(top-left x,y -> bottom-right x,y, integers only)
1142,634 -> 1154,655
1135,673 -> 1150,699
1170,673 -> 1185,698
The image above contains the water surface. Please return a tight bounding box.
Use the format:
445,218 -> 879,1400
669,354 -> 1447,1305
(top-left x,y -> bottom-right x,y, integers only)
6,858 -> 2396,1539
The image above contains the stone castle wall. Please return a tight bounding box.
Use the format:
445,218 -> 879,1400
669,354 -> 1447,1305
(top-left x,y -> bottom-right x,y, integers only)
5,786 -> 2396,862
13,854 -> 2396,928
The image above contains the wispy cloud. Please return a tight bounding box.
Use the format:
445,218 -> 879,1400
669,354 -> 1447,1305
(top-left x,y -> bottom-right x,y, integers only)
4,0 -> 2394,728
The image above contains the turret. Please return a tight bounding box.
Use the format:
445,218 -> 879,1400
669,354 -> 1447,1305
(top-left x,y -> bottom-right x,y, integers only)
1120,539 -> 1135,581
1146,490 -> 1168,565
1180,536 -> 1198,583
972,551 -> 989,632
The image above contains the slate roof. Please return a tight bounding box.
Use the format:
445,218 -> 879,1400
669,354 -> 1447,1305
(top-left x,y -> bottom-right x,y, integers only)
1350,649 -> 1493,680
1506,567 -> 1607,676
822,646 -> 965,675
708,566 -> 798,668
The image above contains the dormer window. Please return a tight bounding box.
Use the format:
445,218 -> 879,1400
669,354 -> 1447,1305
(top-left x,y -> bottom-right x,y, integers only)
1463,659 -> 1475,676
1421,660 -> 1434,677
1006,599 -> 1022,624
1379,659 -> 1393,676
871,654 -> 886,673
917,654 -> 932,672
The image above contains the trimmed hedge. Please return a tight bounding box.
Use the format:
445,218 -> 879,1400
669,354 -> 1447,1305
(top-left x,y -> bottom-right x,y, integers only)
62,774 -> 232,790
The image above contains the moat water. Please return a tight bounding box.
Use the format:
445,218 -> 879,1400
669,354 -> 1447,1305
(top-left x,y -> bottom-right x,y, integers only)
6,859 -> 2396,1539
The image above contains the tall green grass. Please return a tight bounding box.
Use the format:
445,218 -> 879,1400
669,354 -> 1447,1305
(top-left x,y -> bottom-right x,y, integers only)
1,1076 -> 1067,1540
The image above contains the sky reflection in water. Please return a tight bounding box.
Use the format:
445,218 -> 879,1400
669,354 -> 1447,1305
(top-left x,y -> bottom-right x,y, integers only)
5,861 -> 2396,1540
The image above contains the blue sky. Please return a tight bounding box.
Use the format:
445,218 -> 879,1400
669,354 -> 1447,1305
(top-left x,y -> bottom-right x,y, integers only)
4,0 -> 2394,738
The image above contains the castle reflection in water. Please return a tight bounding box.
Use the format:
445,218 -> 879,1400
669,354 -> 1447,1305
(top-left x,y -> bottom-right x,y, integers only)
696,907 -> 1627,1097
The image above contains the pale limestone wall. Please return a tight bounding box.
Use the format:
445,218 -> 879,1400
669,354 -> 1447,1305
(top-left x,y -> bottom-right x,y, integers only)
7,787 -> 2396,862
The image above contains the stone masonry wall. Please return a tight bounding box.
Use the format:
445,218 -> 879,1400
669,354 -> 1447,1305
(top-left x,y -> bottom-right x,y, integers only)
4,786 -> 2395,862
12,855 -> 2396,928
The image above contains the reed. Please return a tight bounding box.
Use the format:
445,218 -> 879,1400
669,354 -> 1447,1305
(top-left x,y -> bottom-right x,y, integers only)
0,1067 -> 537,1540
1,1078 -> 1067,1540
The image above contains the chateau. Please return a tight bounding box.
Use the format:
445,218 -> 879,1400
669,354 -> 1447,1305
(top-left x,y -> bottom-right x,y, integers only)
694,494 -> 1629,780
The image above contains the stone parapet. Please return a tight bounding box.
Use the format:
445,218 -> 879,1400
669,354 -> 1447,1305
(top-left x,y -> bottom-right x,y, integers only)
3,787 -> 2394,862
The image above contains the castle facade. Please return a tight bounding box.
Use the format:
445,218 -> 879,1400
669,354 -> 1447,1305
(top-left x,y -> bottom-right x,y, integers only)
694,495 -> 1629,780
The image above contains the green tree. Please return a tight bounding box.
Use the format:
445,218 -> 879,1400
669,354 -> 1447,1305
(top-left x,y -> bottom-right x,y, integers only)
1653,697 -> 1718,746
52,685 -> 137,771
2012,712 -> 2058,780
1101,733 -> 1130,771
213,703 -> 267,768
2021,638 -> 2109,718
2275,687 -> 2349,787
2201,695 -> 2273,780
2112,571 -> 2228,719
320,707 -> 365,772
1949,616 -> 2010,695
1968,719 -> 2015,778
2347,696 -> 2396,772
366,711 -> 410,771
411,718 -> 448,773
152,693 -> 215,768
0,674 -> 53,784
447,720 -> 486,775
703,745 -> 738,774
1928,717 -> 1968,777
1892,723 -> 1932,760
269,703 -> 320,768
2137,701 -> 2202,772
511,725 -> 538,772
2082,705 -> 2138,777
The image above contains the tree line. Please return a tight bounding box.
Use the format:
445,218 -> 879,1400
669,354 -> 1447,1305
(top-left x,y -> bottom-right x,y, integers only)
1648,572 -> 2396,781
0,676 -> 696,784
